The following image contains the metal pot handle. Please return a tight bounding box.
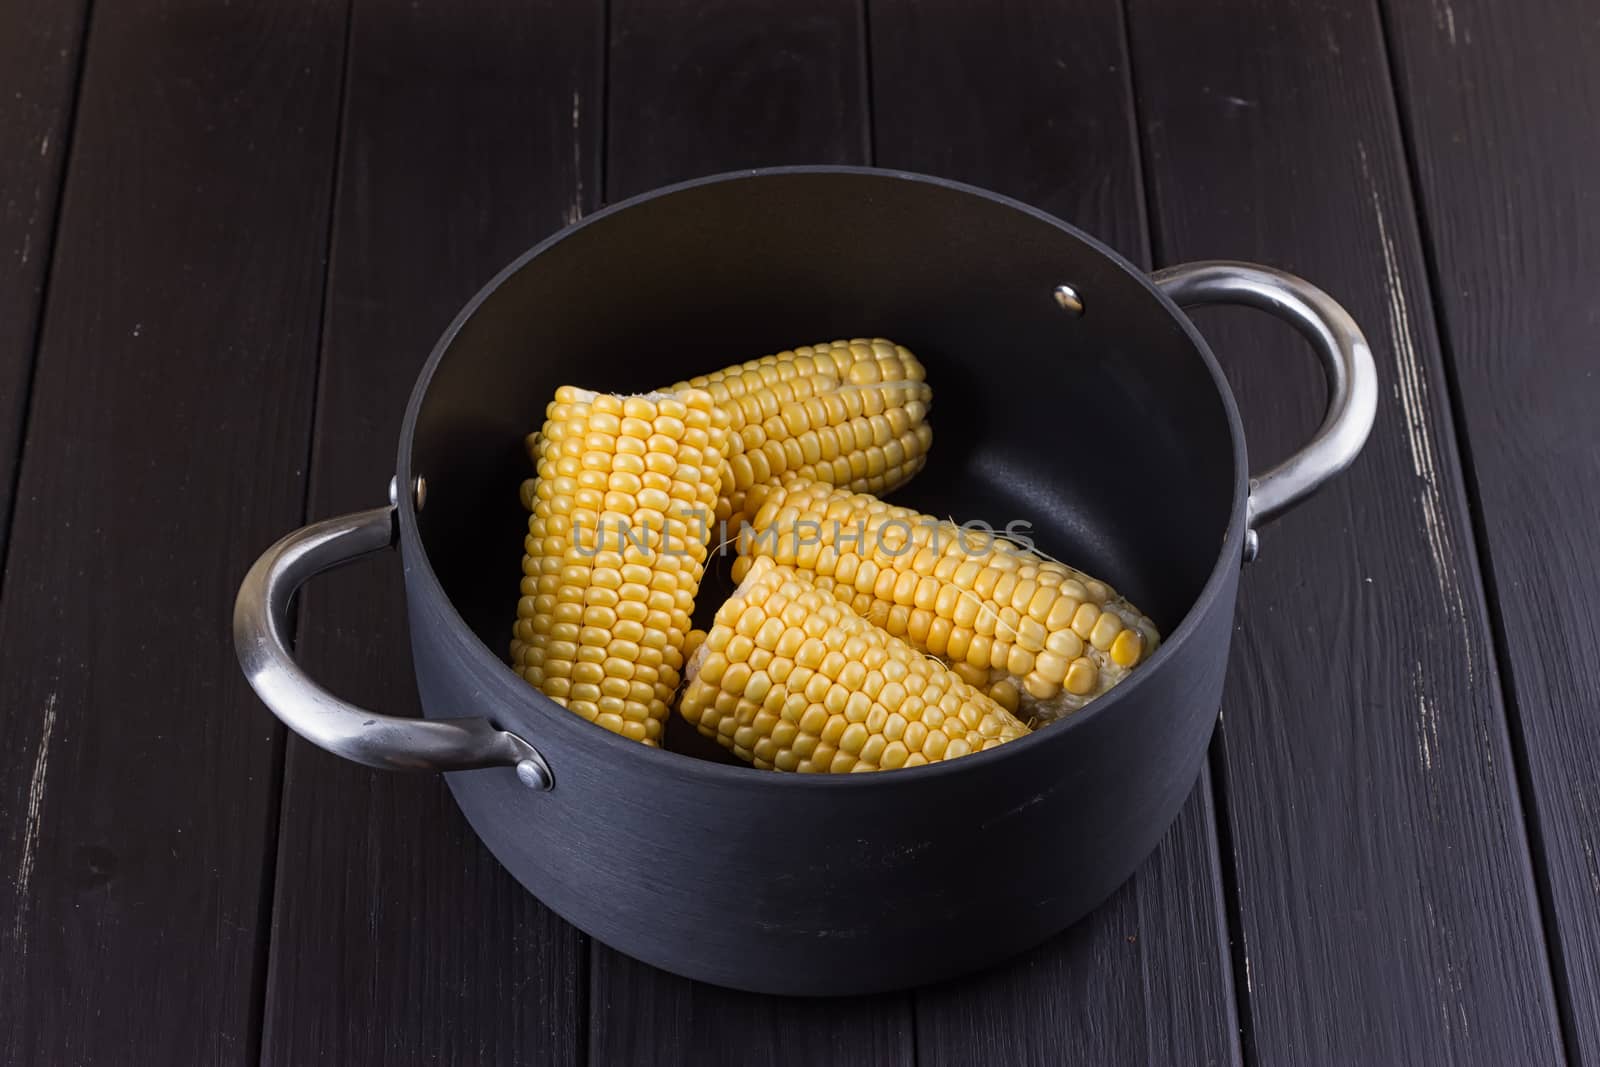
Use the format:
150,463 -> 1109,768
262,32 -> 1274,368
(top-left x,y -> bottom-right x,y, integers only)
233,504 -> 553,788
1151,260 -> 1377,561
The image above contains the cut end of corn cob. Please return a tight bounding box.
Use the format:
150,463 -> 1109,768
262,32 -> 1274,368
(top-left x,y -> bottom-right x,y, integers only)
732,479 -> 1160,727
679,558 -> 1029,772
657,339 -> 934,529
512,385 -> 731,745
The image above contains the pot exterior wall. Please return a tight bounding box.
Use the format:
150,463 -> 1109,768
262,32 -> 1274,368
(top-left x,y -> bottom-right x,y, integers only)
405,534 -> 1237,995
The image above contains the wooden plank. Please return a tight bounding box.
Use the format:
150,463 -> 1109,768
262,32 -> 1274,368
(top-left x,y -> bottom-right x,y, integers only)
1381,0 -> 1600,1056
605,0 -> 870,198
907,795 -> 1238,1066
0,2 -> 347,1063
592,2 -> 914,1062
259,1 -> 602,1063
590,959 -> 913,1066
1124,0 -> 1565,1061
0,0 -> 89,562
869,3 -> 1241,1063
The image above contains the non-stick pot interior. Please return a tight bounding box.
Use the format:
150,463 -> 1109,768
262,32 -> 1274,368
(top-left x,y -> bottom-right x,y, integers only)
407,169 -> 1236,746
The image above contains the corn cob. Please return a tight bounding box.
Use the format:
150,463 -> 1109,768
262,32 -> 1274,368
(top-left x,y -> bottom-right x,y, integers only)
653,338 -> 934,529
732,479 -> 1160,726
524,341 -> 933,527
680,558 -> 1029,771
512,386 -> 731,744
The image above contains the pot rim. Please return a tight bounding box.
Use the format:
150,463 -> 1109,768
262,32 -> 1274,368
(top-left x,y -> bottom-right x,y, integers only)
396,164 -> 1248,788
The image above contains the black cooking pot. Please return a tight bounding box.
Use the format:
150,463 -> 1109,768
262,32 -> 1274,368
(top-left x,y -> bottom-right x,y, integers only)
235,168 -> 1375,995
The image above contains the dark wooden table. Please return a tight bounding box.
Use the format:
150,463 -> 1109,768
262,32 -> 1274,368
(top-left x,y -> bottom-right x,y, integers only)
2,1 -> 1596,1063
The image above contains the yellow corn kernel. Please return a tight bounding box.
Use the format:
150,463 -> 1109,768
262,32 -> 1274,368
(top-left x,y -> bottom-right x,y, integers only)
678,559 -> 1027,771
1064,657 -> 1099,696
1110,628 -> 1145,668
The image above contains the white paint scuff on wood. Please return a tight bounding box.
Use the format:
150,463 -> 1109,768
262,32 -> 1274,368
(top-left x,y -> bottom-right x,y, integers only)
12,692 -> 58,950
1413,662 -> 1441,773
568,91 -> 584,226
1358,142 -> 1475,685
1432,0 -> 1459,46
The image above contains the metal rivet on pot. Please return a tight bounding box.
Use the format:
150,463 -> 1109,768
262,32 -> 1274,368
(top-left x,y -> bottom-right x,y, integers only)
515,756 -> 554,791
1243,528 -> 1260,563
389,474 -> 427,512
1053,284 -> 1085,316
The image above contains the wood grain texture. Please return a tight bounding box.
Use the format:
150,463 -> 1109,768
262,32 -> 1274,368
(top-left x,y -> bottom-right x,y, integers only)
591,952 -> 913,1067
1381,1 -> 1600,1058
1125,0 -> 1564,1061
0,0 -> 89,564
0,1 -> 347,1063
593,2 -> 915,1061
870,2 -> 1241,1063
605,0 -> 869,199
259,1 -> 602,1063
910,791 -> 1239,1066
